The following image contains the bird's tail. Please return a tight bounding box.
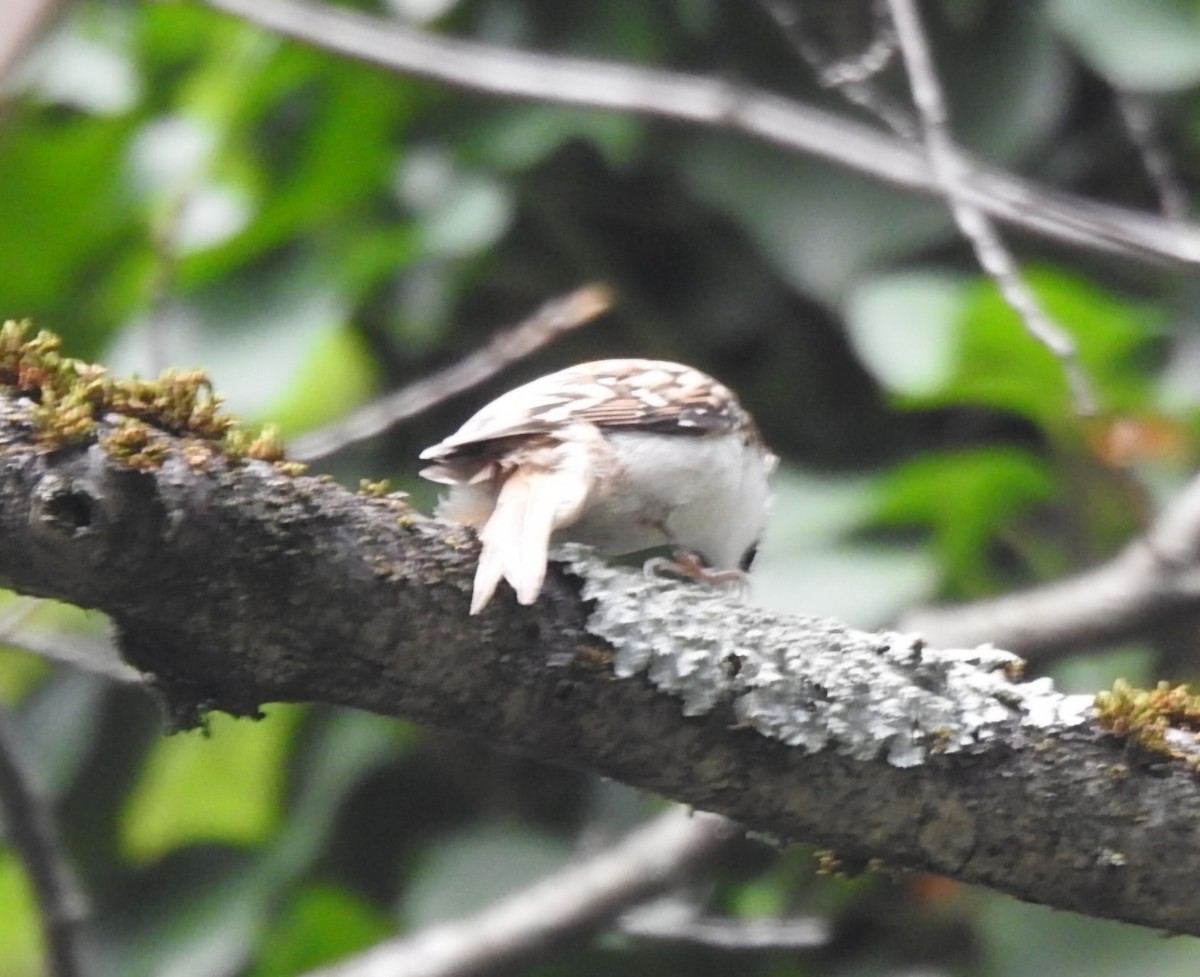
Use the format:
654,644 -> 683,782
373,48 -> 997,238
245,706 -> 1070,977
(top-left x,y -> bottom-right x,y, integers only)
472,468 -> 568,614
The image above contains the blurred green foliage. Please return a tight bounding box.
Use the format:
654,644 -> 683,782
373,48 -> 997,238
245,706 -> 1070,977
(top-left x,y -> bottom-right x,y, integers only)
1,0 -> 1200,974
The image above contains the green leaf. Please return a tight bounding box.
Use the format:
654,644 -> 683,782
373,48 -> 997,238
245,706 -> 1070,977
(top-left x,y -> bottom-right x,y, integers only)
105,251 -> 351,420
872,447 -> 1058,594
1050,645 -> 1156,696
843,271 -> 970,397
247,884 -> 390,977
0,114 -> 136,338
120,706 -> 303,862
1050,0 -> 1200,91
265,325 -> 377,437
272,709 -> 414,876
397,148 -> 514,258
950,4 -> 1073,160
982,893 -> 1200,977
462,104 -> 645,171
167,32 -> 414,287
96,849 -> 281,977
683,139 -> 952,303
928,268 -> 1160,433
0,853 -> 42,977
19,670 -> 110,796
103,709 -> 408,977
19,6 -> 140,115
756,470 -> 939,626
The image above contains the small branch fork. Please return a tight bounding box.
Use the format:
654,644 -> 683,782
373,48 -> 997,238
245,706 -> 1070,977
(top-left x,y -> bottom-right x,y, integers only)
753,0 -> 916,138
883,0 -> 1095,415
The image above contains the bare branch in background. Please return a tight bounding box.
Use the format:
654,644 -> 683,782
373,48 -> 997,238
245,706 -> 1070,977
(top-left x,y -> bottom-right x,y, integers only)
3,630 -> 140,684
0,0 -> 65,84
0,599 -> 139,683
304,808 -> 734,977
0,704 -> 88,977
754,0 -> 916,138
885,0 -> 1095,414
620,897 -> 830,951
200,0 -> 1200,269
902,469 -> 1200,659
0,597 -> 39,636
290,284 -> 612,461
1115,90 -> 1191,224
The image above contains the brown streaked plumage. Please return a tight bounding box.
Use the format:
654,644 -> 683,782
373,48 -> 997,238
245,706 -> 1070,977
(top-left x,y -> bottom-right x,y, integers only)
420,359 -> 776,614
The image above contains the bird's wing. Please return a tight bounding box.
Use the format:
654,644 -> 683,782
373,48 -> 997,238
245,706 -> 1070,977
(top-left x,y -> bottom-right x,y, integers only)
420,358 -> 750,465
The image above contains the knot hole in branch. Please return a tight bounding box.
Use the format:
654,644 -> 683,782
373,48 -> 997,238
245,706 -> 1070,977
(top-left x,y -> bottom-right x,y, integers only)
33,477 -> 98,538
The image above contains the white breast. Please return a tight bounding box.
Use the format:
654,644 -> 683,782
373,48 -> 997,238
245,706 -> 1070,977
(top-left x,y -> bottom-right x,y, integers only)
556,429 -> 774,568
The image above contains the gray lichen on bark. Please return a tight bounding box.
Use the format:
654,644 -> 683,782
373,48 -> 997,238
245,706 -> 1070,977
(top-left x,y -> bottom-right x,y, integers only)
564,545 -> 1093,767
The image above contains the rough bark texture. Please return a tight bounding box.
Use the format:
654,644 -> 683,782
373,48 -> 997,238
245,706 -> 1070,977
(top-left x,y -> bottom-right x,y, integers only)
1,393 -> 1198,936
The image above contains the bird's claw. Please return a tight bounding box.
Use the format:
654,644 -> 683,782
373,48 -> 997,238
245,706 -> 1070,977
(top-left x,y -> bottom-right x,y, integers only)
642,550 -> 749,598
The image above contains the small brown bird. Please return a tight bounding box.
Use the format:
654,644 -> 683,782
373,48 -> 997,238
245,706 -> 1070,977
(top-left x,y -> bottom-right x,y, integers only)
420,359 -> 777,613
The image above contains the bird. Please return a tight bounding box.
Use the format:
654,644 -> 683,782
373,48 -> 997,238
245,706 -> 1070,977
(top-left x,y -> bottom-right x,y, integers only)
419,358 -> 777,614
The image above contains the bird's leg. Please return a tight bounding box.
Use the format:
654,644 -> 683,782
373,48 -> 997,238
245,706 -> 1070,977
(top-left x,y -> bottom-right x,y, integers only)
643,549 -> 749,597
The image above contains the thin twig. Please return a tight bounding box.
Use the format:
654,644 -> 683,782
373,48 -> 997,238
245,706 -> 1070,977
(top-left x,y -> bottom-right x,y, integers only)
3,631 -> 141,684
303,808 -> 735,977
143,192 -> 189,375
0,704 -> 88,977
885,0 -> 1096,415
0,605 -> 99,975
199,0 -> 1200,268
0,599 -> 140,683
290,284 -> 612,461
0,596 -> 40,636
1115,90 -> 1191,224
754,0 -> 916,138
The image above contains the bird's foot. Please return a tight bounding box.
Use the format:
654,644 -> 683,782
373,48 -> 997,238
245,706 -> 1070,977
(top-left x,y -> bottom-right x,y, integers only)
643,550 -> 749,597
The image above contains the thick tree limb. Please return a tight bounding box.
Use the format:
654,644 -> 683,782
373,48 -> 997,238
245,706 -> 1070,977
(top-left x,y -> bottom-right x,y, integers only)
199,0 -> 1200,269
2,395 -> 1200,936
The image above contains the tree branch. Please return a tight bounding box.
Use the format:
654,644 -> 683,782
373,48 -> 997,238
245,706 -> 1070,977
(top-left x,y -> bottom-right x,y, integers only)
620,897 -> 830,951
885,0 -> 1093,413
0,704 -> 88,977
1115,90 -> 1191,224
901,470 -> 1200,658
2,393 -> 1200,935
306,808 -> 734,977
291,284 -> 611,462
0,0 -> 65,83
198,0 -> 1200,269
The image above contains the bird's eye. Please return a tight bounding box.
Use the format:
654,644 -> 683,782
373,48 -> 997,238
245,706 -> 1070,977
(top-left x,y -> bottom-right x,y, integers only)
739,544 -> 759,572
